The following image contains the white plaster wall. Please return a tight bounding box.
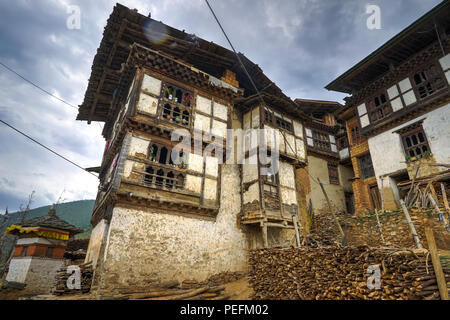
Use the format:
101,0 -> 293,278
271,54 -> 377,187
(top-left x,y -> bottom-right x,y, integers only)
25,258 -> 64,294
101,165 -> 248,285
368,102 -> 450,187
137,92 -> 158,115
213,101 -> 228,121
243,182 -> 259,204
142,74 -> 162,96
128,136 -> 150,157
17,238 -> 66,246
85,219 -> 108,268
279,161 -> 295,188
6,258 -> 32,283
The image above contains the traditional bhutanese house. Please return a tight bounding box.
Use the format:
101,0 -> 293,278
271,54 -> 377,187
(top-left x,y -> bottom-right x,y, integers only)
77,4 -> 308,293
294,99 -> 355,214
5,205 -> 82,295
326,1 -> 450,214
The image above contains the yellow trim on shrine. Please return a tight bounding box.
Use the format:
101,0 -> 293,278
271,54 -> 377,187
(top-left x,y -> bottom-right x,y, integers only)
6,225 -> 70,241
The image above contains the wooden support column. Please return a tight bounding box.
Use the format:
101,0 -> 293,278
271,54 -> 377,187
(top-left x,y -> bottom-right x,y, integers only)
424,225 -> 449,300
262,222 -> 268,248
400,199 -> 423,249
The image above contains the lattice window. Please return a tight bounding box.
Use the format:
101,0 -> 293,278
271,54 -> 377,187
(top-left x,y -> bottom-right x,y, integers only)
367,92 -> 392,123
412,62 -> 446,100
359,154 -> 375,179
261,163 -> 279,197
144,165 -> 185,190
264,107 -> 293,133
400,124 -> 431,159
328,162 -> 339,185
161,82 -> 193,127
336,135 -> 348,151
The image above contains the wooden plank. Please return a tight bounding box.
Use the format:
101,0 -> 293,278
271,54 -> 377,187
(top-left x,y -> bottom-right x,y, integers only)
424,226 -> 449,300
400,199 -> 423,249
292,214 -> 301,247
441,183 -> 450,215
428,193 -> 450,231
262,223 -> 268,248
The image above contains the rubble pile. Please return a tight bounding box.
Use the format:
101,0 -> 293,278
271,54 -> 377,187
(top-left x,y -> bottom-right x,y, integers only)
249,245 -> 450,300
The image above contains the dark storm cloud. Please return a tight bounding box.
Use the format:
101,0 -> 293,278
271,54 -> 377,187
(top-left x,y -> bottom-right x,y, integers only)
0,0 -> 442,213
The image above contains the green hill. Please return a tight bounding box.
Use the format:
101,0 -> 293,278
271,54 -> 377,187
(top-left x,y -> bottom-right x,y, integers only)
0,200 -> 94,266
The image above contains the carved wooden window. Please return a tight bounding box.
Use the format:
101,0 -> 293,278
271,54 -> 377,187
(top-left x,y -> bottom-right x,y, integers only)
145,142 -> 187,190
359,154 -> 375,179
264,107 -> 293,133
161,82 -> 193,127
411,62 -> 446,100
328,162 -> 339,185
399,124 -> 431,159
367,92 -> 392,123
347,118 -> 363,146
336,135 -> 348,151
261,163 -> 279,197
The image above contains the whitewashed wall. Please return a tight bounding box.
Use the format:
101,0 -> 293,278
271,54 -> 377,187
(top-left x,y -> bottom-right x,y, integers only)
368,102 -> 450,188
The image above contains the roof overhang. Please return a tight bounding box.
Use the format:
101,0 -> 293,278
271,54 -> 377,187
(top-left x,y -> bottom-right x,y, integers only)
325,0 -> 450,94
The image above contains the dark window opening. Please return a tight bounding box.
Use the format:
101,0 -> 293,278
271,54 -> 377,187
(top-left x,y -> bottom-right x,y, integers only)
359,154 -> 375,179
401,125 -> 431,159
328,162 -> 339,185
412,63 -> 446,100
367,92 -> 392,123
46,247 -> 54,258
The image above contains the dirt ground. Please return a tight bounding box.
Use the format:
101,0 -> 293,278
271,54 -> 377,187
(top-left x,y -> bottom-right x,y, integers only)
222,277 -> 253,300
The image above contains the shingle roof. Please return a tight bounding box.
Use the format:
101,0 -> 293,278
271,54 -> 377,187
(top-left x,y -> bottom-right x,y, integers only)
21,206 -> 83,235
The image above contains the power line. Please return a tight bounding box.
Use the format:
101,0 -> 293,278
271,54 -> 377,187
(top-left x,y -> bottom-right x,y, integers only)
204,0 -> 332,187
0,118 -> 98,178
0,61 -> 78,109
0,60 -> 104,130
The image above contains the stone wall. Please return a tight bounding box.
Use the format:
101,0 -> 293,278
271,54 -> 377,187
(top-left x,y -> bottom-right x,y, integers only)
6,257 -> 64,295
98,164 -> 248,290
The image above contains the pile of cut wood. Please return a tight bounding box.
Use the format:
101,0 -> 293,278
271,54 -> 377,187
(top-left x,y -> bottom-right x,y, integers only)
53,262 -> 93,295
249,245 -> 450,300
99,282 -> 230,300
96,271 -> 244,300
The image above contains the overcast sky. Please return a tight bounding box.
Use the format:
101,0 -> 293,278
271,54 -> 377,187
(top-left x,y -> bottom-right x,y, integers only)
0,0 -> 442,213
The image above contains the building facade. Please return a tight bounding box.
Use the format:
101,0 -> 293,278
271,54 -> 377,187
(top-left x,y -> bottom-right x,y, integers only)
327,1 -> 450,214
77,4 -> 309,292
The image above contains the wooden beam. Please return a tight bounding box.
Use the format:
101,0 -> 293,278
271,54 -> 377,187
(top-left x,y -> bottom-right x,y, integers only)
441,183 -> 450,216
424,225 -> 449,300
400,199 -> 423,249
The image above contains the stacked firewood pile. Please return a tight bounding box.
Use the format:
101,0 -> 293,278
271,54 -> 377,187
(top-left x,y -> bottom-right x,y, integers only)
249,245 -> 450,300
53,262 -> 93,295
97,271 -> 244,300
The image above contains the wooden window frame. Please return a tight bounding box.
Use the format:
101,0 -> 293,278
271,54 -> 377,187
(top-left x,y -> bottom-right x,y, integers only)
359,154 -> 375,180
328,162 -> 339,185
160,82 -> 194,128
366,91 -> 393,124
348,119 -> 362,146
264,106 -> 293,133
410,60 -> 447,101
399,123 -> 431,159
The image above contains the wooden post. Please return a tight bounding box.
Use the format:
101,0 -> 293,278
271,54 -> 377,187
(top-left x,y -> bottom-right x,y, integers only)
262,223 -> 268,248
292,214 -> 301,248
424,226 -> 449,300
400,199 -> 423,249
440,183 -> 450,216
428,193 -> 450,231
379,176 -> 385,214
318,178 -> 345,241
374,209 -> 385,244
